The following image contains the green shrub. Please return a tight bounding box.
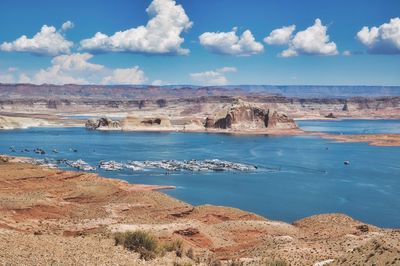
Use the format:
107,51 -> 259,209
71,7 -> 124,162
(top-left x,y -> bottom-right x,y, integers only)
114,231 -> 158,260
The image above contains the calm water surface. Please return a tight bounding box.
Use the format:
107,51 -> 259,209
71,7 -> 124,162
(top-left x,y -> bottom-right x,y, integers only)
298,119 -> 400,134
0,120 -> 399,228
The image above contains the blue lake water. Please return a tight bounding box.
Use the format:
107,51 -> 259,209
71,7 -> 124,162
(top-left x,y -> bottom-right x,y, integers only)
0,121 -> 399,228
298,119 -> 400,134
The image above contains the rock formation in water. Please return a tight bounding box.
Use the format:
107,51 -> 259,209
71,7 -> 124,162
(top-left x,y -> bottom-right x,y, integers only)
205,100 -> 297,131
85,117 -> 121,130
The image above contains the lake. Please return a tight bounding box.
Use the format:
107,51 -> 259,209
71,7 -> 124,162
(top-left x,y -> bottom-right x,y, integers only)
297,119 -> 400,134
0,120 -> 399,228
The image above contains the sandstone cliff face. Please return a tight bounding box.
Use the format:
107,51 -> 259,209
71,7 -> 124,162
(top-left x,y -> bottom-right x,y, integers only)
85,117 -> 121,130
183,119 -> 204,131
0,115 -> 51,129
0,95 -> 398,120
205,102 -> 297,130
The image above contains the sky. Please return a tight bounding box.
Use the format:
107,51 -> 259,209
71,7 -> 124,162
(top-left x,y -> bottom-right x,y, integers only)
0,0 -> 399,86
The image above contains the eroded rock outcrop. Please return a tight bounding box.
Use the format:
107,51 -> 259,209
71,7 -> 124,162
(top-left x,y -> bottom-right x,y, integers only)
121,115 -> 172,130
205,101 -> 297,131
85,117 -> 121,130
0,115 -> 51,129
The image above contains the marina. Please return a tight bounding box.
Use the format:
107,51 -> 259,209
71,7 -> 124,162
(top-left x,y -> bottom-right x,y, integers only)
18,157 -> 258,173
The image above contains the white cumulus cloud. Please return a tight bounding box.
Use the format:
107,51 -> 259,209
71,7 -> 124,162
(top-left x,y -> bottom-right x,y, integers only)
264,25 -> 296,45
190,67 -> 237,85
342,50 -> 351,56
80,0 -> 192,55
281,19 -> 338,57
151,79 -> 164,86
61,21 -> 74,31
50,53 -> 104,72
199,28 -> 264,56
31,53 -> 103,84
0,22 -> 74,56
357,17 -> 400,54
11,53 -> 148,85
102,67 -> 147,85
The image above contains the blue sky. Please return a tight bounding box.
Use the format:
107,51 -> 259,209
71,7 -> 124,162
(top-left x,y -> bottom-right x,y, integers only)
0,0 -> 399,86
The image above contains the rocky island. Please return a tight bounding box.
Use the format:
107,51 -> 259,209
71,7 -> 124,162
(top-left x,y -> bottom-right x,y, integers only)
204,100 -> 298,133
83,100 -> 301,134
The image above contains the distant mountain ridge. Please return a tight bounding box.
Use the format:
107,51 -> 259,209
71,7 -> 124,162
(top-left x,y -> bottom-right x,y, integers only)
0,83 -> 399,100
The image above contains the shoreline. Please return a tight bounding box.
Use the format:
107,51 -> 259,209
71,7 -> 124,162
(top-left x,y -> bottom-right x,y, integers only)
1,155 -> 399,265
2,155 -> 176,191
2,122 -> 400,147
2,153 -> 399,229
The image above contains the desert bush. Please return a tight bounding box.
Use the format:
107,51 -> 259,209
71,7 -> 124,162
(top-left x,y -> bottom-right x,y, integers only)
162,239 -> 184,257
205,257 -> 222,266
186,247 -> 194,260
156,98 -> 167,108
114,231 -> 158,260
265,260 -> 287,266
173,263 -> 193,266
228,259 -> 244,266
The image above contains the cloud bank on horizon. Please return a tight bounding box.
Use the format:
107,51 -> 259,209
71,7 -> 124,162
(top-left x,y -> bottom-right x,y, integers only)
0,0 -> 399,86
190,67 -> 237,85
0,53 -> 147,85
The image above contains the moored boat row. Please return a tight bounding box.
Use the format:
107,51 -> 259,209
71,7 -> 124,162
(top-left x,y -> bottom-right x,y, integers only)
19,157 -> 257,173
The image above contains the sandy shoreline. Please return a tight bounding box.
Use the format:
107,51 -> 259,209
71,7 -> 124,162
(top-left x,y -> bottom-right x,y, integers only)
319,133 -> 400,146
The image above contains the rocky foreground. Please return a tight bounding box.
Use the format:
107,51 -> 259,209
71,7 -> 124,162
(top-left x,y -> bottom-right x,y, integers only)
0,155 -> 399,265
